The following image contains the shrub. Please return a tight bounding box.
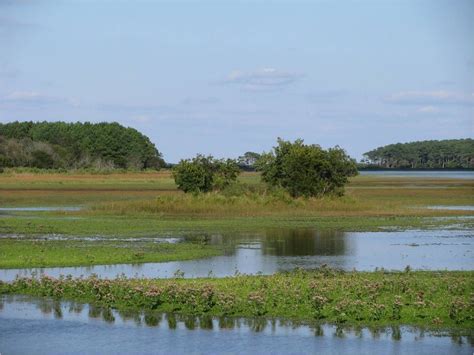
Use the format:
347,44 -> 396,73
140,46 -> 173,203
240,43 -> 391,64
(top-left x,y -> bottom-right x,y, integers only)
172,155 -> 240,193
256,138 -> 358,197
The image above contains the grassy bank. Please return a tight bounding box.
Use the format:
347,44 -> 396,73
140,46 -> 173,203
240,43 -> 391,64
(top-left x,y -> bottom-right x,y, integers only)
2,269 -> 472,330
0,239 -> 221,268
1,214 -> 472,237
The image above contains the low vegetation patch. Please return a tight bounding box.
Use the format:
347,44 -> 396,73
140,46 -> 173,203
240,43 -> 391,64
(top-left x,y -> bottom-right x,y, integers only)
0,239 -> 221,268
93,192 -> 405,217
2,268 -> 472,329
92,187 -> 474,218
2,214 -> 471,237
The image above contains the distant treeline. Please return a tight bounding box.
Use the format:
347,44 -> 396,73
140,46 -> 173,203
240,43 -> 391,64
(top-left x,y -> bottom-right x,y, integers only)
361,139 -> 474,169
0,121 -> 164,170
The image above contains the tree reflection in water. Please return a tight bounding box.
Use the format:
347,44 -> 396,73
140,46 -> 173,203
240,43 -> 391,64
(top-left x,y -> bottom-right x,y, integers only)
1,295 -> 472,350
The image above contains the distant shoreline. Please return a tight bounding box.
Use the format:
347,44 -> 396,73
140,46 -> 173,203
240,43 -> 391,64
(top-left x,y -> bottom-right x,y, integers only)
358,167 -> 474,171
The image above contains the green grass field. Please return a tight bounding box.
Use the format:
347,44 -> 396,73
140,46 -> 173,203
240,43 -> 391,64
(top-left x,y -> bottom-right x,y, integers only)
0,239 -> 221,268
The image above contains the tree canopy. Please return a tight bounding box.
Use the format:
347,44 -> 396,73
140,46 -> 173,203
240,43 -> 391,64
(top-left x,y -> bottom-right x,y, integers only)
172,155 -> 240,193
362,139 -> 474,169
237,151 -> 261,171
0,121 -> 164,170
256,138 -> 358,197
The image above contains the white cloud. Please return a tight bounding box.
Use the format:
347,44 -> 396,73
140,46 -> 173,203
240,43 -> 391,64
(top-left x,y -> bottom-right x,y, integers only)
4,91 -> 39,100
0,91 -> 80,108
385,90 -> 474,106
2,91 -> 62,104
416,105 -> 440,114
222,68 -> 304,91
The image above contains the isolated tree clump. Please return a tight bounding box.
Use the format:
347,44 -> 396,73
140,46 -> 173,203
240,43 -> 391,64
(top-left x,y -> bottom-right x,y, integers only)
256,138 -> 358,197
237,151 -> 261,170
172,155 -> 240,193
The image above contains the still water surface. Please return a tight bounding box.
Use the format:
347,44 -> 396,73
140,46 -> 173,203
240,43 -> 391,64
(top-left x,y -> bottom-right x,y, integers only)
1,229 -> 472,281
0,207 -> 82,212
359,170 -> 474,179
0,295 -> 471,355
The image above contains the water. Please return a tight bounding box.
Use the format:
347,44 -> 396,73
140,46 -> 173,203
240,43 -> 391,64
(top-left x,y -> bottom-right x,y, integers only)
0,295 -> 471,355
427,206 -> 474,211
0,234 -> 182,243
2,228 -> 472,281
0,206 -> 82,212
359,170 -> 474,179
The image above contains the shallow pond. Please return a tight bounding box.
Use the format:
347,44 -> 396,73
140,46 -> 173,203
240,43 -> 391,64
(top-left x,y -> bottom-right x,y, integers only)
0,295 -> 471,355
359,170 -> 474,179
1,228 -> 472,281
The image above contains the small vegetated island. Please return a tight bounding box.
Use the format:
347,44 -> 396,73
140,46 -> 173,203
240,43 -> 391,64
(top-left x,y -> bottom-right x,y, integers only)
0,122 -> 473,331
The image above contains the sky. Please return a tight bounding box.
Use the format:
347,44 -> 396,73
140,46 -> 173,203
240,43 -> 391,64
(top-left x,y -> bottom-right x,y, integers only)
0,0 -> 473,162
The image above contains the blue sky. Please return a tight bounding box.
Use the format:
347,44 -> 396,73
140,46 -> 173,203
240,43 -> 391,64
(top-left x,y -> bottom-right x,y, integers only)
1,0 -> 473,162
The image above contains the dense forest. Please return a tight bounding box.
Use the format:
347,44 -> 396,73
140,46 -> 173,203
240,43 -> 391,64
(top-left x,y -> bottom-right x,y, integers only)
362,139 -> 474,169
0,121 -> 164,170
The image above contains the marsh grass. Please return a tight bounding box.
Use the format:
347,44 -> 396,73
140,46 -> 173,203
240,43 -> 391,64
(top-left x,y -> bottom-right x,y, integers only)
1,214 -> 469,237
2,269 -> 472,330
0,239 -> 221,268
1,171 -> 472,213
91,187 -> 473,218
0,170 -> 177,191
92,192 -> 409,217
0,172 -> 472,235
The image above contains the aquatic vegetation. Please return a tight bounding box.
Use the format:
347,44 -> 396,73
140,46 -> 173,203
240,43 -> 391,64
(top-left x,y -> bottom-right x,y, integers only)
2,269 -> 473,330
311,294 -> 328,319
0,239 -> 222,268
449,298 -> 471,324
391,296 -> 403,320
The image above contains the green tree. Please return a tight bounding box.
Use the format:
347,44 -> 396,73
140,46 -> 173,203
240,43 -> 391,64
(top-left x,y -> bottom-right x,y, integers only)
172,155 -> 240,193
213,159 -> 241,190
31,150 -> 55,169
237,151 -> 261,170
0,121 -> 165,170
362,139 -> 474,169
256,138 -> 358,197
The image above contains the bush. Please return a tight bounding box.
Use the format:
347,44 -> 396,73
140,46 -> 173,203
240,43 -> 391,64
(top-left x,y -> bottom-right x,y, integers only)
256,138 -> 358,197
31,150 -> 55,169
172,155 -> 240,193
